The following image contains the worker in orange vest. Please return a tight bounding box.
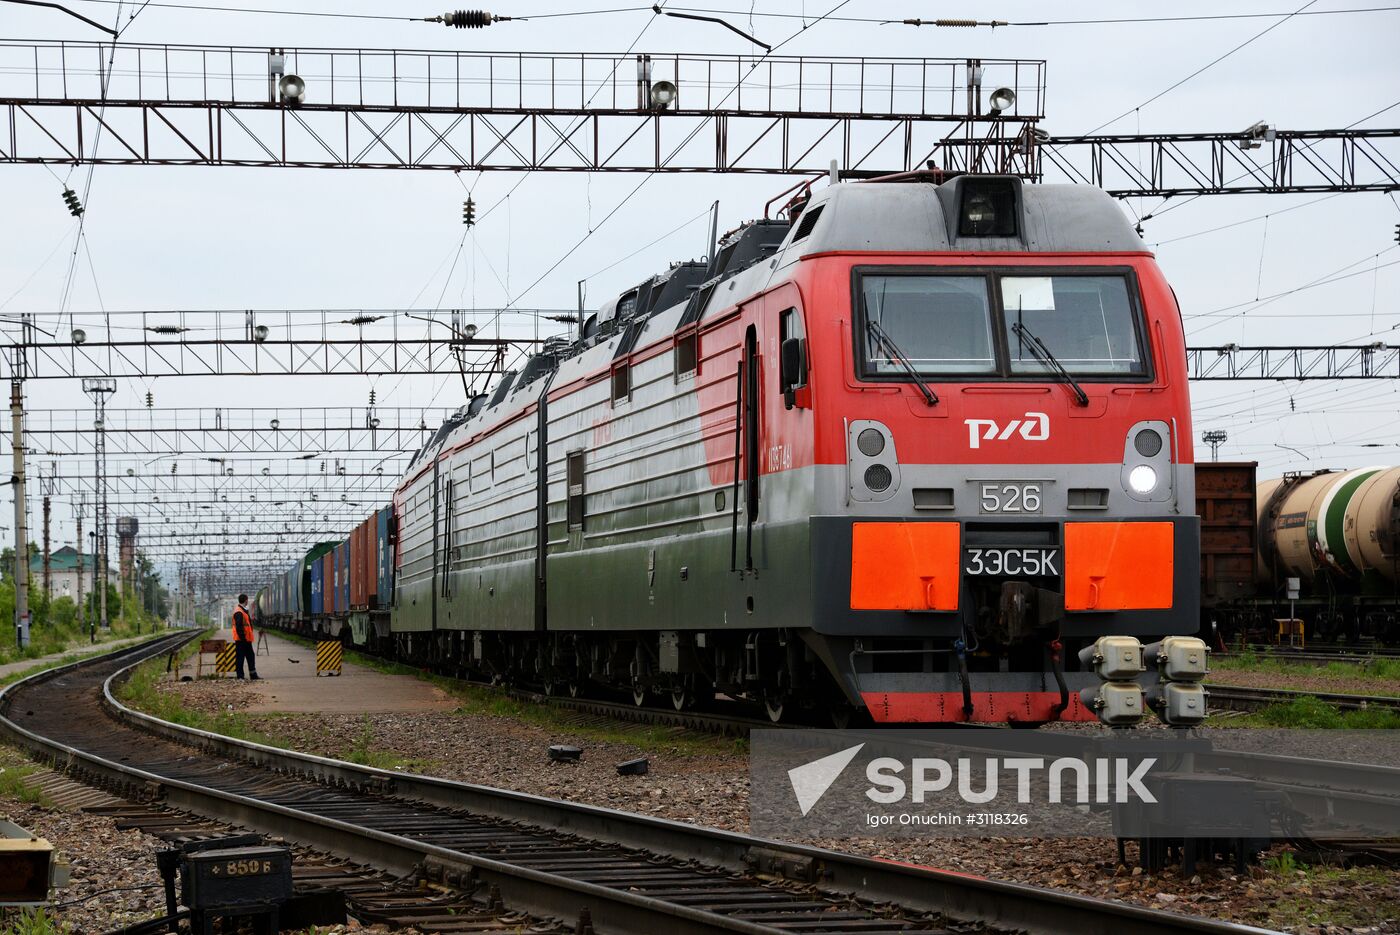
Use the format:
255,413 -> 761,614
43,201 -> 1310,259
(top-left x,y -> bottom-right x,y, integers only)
232,594 -> 260,681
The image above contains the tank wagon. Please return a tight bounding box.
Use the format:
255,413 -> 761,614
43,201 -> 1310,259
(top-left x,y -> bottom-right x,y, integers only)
1200,463 -> 1400,644
256,173 -> 1207,725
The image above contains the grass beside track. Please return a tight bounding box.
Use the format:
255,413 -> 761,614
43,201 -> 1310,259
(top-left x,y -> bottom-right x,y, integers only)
1219,694 -> 1400,729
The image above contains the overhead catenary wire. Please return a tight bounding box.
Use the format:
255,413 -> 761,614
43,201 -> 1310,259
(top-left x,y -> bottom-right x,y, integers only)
56,0 -> 127,330
49,0 -> 1400,28
1149,193 -> 1342,248
1185,251 -> 1400,327
1074,0 -> 1320,139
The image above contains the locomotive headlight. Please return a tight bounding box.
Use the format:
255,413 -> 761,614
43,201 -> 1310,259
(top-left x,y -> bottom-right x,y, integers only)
856,428 -> 885,457
1133,429 -> 1163,458
1127,464 -> 1158,493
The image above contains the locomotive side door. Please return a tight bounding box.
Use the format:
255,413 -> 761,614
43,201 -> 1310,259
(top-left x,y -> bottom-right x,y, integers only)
430,456 -> 441,631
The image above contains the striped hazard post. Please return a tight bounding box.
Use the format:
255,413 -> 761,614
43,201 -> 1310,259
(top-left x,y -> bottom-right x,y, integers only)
316,640 -> 343,677
215,643 -> 236,676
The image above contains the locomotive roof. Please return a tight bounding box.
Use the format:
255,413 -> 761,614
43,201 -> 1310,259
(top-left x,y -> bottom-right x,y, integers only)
793,177 -> 1144,256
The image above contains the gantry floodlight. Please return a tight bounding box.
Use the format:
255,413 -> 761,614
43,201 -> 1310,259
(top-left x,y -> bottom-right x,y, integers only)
278,74 -> 306,105
252,324 -> 270,342
650,80 -> 678,110
462,323 -> 478,339
71,328 -> 86,345
1237,121 -> 1276,150
988,87 -> 1016,115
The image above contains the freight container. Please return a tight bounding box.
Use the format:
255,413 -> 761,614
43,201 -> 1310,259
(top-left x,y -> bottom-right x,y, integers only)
376,507 -> 393,610
310,558 -> 324,615
362,514 -> 377,607
1195,462 -> 1258,606
337,540 -> 351,611
349,519 -> 369,609
323,551 -> 336,615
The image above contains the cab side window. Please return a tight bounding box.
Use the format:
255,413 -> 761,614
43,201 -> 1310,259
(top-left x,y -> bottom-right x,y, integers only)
778,307 -> 808,408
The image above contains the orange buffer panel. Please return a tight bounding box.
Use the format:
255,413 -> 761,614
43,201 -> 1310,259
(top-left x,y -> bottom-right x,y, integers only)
850,522 -> 960,611
1064,522 -> 1174,611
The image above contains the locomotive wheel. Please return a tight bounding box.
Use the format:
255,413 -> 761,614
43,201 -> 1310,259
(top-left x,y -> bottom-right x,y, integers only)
632,685 -> 647,707
541,679 -> 557,697
764,696 -> 786,723
670,686 -> 692,711
568,681 -> 581,698
828,704 -> 854,729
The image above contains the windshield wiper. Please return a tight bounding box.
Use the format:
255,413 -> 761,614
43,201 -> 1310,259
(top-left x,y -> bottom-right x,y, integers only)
866,319 -> 938,406
1011,321 -> 1089,407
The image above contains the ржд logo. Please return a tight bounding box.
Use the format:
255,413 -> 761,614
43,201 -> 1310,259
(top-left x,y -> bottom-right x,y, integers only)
964,412 -> 1050,449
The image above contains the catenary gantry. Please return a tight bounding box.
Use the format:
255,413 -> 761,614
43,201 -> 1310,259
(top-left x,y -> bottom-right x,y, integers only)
0,42 -> 1045,176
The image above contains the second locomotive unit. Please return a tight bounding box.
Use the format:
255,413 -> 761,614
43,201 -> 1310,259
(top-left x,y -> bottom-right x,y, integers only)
261,173 -> 1205,726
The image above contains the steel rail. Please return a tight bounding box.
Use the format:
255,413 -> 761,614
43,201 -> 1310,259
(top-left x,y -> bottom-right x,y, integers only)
1208,684 -> 1400,712
1215,647 -> 1400,666
0,637 -> 1275,935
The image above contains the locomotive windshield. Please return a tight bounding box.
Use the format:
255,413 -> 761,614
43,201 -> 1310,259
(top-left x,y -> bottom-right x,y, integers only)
858,271 -> 1146,379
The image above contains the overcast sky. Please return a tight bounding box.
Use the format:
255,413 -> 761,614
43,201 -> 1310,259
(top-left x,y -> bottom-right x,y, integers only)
2,0 -> 1398,565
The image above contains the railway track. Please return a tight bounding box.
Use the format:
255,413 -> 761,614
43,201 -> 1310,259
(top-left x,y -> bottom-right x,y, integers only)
1215,648 -> 1400,668
1207,684 -> 1400,713
0,634 -> 1283,935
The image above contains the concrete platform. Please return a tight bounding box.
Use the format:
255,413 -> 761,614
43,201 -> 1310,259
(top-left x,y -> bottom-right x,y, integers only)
208,629 -> 459,715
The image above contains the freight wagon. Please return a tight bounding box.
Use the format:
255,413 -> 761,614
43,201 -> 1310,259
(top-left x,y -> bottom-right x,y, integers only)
1200,463 -> 1400,645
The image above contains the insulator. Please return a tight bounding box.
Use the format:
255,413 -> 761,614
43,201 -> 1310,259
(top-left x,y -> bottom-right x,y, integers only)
61,188 -> 84,217
935,19 -> 977,26
443,9 -> 492,28
145,391 -> 154,408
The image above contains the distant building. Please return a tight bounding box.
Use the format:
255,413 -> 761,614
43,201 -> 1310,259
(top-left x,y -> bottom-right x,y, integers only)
29,546 -> 102,601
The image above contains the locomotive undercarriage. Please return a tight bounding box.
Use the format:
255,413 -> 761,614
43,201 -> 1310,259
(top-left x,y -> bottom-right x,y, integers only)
357,625 -> 852,723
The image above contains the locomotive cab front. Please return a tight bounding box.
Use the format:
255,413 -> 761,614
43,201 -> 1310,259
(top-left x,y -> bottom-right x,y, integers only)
793,175 -> 1203,725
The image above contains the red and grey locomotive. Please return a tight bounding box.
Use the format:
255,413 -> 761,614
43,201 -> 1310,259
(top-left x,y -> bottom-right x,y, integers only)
262,173 -> 1204,726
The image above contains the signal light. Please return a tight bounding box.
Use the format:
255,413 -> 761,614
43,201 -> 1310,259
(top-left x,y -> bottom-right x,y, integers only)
1144,636 -> 1210,726
1077,636 -> 1147,725
463,197 -> 477,227
61,188 -> 84,217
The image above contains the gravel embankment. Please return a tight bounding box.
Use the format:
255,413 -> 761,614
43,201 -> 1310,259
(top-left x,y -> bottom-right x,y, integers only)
0,794 -> 168,932
136,673 -> 1400,934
